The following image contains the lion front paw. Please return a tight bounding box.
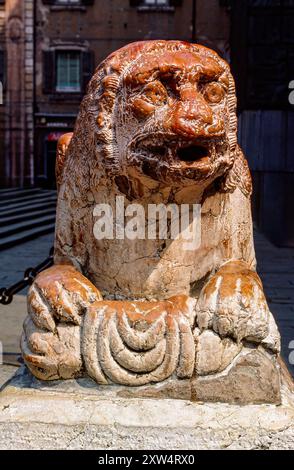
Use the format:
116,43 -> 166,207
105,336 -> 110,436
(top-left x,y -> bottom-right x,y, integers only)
21,316 -> 82,380
195,260 -> 280,351
21,264 -> 102,380
27,265 -> 102,332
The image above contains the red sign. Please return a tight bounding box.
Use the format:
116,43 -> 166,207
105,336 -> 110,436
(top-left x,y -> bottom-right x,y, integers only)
46,132 -> 64,142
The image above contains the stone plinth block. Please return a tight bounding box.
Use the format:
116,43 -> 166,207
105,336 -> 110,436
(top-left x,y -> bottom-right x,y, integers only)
0,366 -> 293,450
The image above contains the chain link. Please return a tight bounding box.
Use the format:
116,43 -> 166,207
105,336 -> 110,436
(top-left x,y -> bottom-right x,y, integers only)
0,247 -> 54,305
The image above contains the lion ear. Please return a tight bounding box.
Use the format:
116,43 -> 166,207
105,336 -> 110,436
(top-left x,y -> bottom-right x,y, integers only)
56,133 -> 73,191
221,145 -> 252,198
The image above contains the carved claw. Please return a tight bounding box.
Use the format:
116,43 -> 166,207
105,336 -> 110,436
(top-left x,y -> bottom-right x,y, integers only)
21,317 -> 83,380
195,260 -> 280,351
27,265 -> 102,331
21,264 -> 102,380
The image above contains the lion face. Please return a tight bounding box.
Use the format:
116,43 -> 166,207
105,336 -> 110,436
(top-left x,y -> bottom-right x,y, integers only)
114,44 -> 234,189
86,41 -> 238,196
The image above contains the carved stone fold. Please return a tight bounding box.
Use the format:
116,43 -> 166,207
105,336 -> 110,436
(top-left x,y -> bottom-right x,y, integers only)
83,297 -> 196,385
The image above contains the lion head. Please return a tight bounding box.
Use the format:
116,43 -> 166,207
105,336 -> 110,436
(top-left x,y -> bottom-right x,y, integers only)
62,41 -> 251,201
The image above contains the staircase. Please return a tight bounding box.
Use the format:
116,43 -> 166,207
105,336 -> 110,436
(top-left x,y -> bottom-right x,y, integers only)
0,188 -> 57,250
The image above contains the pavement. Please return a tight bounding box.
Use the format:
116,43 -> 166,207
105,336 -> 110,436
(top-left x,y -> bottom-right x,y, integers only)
0,230 -> 293,385
254,230 -> 294,377
0,233 -> 54,379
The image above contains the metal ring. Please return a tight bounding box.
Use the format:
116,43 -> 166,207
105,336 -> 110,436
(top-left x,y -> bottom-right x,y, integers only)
0,288 -> 13,305
24,268 -> 37,284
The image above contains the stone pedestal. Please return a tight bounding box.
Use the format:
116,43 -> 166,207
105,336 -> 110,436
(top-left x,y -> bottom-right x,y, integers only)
0,366 -> 293,450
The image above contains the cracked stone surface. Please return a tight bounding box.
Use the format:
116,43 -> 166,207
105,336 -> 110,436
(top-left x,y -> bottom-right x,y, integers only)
0,366 -> 293,450
19,40 -> 290,403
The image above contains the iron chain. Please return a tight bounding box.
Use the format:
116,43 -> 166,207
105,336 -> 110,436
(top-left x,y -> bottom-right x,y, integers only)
0,247 -> 54,305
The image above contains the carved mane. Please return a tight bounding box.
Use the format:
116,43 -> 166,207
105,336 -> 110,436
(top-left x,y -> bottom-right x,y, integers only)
60,41 -> 251,199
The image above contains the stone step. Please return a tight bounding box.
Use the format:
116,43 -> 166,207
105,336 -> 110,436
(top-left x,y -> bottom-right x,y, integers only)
0,189 -> 57,249
0,214 -> 56,239
0,365 -> 293,450
0,200 -> 57,220
0,222 -> 55,250
0,187 -> 40,195
0,187 -> 29,194
0,188 -> 44,201
0,208 -> 56,227
0,195 -> 57,213
0,191 -> 57,209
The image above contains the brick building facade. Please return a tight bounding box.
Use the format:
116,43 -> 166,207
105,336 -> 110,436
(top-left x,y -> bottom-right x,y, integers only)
0,0 -> 230,188
0,1 -> 5,176
0,0 -> 34,187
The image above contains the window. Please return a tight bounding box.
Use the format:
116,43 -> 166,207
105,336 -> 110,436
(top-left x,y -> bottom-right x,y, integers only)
130,0 -> 181,8
43,0 -> 95,5
143,0 -> 169,5
43,49 -> 94,95
56,51 -> 81,93
56,0 -> 80,4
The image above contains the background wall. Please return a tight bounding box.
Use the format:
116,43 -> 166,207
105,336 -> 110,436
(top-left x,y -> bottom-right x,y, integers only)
0,0 -> 293,246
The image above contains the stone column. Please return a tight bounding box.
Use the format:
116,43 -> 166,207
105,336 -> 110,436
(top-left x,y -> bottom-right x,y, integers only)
0,4 -> 5,183
24,0 -> 34,187
5,0 -> 34,187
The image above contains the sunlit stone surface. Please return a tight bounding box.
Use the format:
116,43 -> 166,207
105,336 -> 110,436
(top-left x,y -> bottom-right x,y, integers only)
20,41 -> 288,403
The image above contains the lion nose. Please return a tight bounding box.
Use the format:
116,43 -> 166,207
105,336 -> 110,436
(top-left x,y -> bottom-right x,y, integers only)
165,86 -> 217,138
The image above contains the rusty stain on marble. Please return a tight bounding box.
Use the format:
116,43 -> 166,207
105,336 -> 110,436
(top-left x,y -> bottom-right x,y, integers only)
21,41 -> 284,403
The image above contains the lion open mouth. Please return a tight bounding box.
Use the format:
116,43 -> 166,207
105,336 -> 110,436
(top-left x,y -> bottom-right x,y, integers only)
141,139 -> 213,168
176,144 -> 210,165
127,135 -> 219,182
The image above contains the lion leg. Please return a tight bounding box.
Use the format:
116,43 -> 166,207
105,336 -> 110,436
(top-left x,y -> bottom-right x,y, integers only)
194,260 -> 280,375
21,264 -> 102,380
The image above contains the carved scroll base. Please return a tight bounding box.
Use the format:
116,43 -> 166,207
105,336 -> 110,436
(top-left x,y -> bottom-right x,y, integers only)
82,297 -> 196,386
82,304 -> 281,403
22,297 -> 283,404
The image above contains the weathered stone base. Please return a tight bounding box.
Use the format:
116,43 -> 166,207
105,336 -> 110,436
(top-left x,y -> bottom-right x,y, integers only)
0,365 -> 294,450
119,348 -> 281,404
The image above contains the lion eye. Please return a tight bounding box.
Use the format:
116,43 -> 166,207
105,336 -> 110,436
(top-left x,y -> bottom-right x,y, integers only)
143,81 -> 167,105
131,81 -> 167,119
203,82 -> 225,104
131,97 -> 155,119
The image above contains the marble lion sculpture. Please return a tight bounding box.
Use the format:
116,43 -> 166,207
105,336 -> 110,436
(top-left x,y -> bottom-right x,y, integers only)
21,41 -> 283,403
